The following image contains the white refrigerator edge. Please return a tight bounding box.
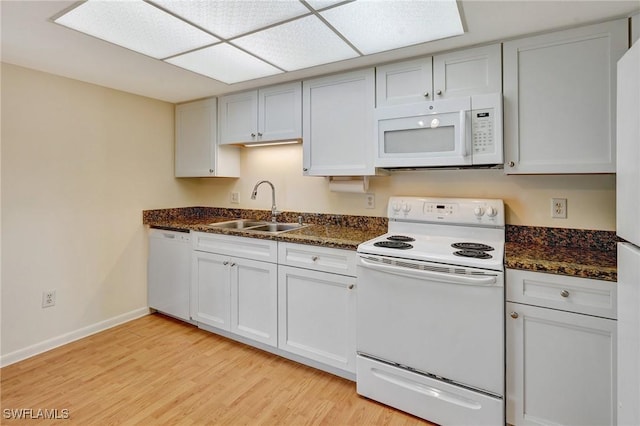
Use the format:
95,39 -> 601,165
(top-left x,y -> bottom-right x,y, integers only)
616,39 -> 640,426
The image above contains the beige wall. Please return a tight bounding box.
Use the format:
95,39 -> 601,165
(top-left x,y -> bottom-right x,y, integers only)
0,62 -> 616,362
0,64 -> 204,359
198,144 -> 616,231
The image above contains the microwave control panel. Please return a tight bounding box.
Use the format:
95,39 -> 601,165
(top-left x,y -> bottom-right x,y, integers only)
472,108 -> 495,154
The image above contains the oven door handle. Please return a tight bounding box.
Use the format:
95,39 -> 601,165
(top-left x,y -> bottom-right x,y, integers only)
358,257 -> 498,286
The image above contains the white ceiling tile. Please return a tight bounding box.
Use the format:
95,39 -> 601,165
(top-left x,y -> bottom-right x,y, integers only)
153,0 -> 311,39
233,15 -> 359,71
165,43 -> 283,84
304,0 -> 352,10
54,0 -> 219,59
321,0 -> 464,55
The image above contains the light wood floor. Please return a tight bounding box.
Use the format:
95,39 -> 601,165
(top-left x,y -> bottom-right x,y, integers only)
1,313 -> 432,425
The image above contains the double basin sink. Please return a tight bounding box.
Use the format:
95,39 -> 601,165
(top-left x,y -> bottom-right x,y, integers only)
208,219 -> 308,235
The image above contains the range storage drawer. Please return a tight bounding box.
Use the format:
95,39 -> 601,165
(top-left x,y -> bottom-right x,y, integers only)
506,269 -> 617,319
278,242 -> 357,276
357,355 -> 503,426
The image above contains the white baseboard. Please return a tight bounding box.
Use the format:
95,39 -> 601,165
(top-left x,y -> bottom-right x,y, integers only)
0,307 -> 150,367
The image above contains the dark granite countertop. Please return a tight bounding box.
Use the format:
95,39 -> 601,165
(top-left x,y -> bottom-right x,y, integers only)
504,242 -> 617,282
143,207 -> 386,250
143,208 -> 618,281
505,226 -> 618,282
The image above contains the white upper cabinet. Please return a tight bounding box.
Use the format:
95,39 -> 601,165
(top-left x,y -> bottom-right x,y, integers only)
175,98 -> 240,177
503,19 -> 628,174
376,43 -> 502,107
303,68 -> 376,176
218,81 -> 302,145
376,57 -> 433,106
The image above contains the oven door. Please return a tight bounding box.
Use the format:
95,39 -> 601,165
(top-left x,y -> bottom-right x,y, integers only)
375,98 -> 472,168
356,253 -> 504,396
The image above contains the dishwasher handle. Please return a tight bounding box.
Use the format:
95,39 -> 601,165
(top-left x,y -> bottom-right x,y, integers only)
358,256 -> 499,287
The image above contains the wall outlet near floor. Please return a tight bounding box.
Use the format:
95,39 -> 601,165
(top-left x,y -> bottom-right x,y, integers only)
42,290 -> 56,308
365,193 -> 375,209
230,192 -> 240,204
551,198 -> 567,219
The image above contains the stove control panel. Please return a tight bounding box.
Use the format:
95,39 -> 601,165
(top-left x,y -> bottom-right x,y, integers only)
389,197 -> 505,226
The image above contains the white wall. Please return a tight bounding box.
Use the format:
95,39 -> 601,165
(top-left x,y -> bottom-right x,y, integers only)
0,64 -> 204,362
196,144 -> 616,231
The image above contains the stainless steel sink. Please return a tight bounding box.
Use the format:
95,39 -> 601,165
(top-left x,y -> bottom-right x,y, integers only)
245,223 -> 304,233
208,219 -> 265,229
207,219 -> 307,234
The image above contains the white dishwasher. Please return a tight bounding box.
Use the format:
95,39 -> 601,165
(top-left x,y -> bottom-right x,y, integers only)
148,228 -> 192,322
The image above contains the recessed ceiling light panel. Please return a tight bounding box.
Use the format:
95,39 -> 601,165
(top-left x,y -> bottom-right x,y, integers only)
166,43 -> 283,84
152,0 -> 311,39
320,0 -> 464,55
54,0 -> 220,59
233,15 -> 359,71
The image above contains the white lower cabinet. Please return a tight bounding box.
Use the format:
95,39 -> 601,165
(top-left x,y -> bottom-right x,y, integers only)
506,269 -> 617,426
278,265 -> 356,373
191,233 -> 278,347
278,243 -> 357,374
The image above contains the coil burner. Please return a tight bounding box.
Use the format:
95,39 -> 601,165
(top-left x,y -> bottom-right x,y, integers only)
387,235 -> 416,242
451,242 -> 495,251
453,249 -> 493,259
374,241 -> 413,250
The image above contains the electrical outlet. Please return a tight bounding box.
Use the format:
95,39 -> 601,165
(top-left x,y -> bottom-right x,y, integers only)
551,198 -> 567,219
42,290 -> 56,308
230,192 -> 240,204
365,193 -> 375,209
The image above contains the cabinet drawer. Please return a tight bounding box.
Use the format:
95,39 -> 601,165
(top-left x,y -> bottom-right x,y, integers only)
192,232 -> 277,263
278,242 -> 357,276
506,269 -> 616,319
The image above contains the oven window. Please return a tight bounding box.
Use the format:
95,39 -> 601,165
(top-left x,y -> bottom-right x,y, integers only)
383,126 -> 455,154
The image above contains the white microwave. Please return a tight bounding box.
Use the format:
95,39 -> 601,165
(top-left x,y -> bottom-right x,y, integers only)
374,93 -> 502,168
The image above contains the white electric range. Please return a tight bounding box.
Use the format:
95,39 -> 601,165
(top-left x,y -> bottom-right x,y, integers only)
356,196 -> 505,426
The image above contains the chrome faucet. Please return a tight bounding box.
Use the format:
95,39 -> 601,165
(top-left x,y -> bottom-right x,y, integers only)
250,180 -> 280,222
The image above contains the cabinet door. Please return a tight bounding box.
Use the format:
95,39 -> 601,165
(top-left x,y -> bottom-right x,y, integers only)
503,19 -> 628,174
376,57 -> 433,106
218,90 -> 258,144
278,265 -> 356,373
506,302 -> 617,426
302,68 -> 376,176
258,82 -> 302,142
433,43 -> 501,99
175,98 -> 216,177
230,257 -> 278,347
191,251 -> 231,330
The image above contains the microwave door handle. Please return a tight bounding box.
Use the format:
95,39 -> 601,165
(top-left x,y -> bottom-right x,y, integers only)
459,110 -> 467,157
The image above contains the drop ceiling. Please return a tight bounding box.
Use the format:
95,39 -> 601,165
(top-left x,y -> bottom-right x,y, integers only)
1,1 -> 638,104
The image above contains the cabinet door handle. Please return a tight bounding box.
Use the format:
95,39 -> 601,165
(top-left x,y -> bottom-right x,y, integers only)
436,90 -> 442,96
230,262 -> 236,267
510,312 -> 519,319
209,169 -> 215,173
223,261 -> 229,265
303,168 -> 308,172
348,284 -> 355,290
508,161 -> 515,167
251,133 -> 256,138
423,92 -> 430,98
560,290 -> 570,298
257,132 -> 263,137
311,256 -> 319,261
